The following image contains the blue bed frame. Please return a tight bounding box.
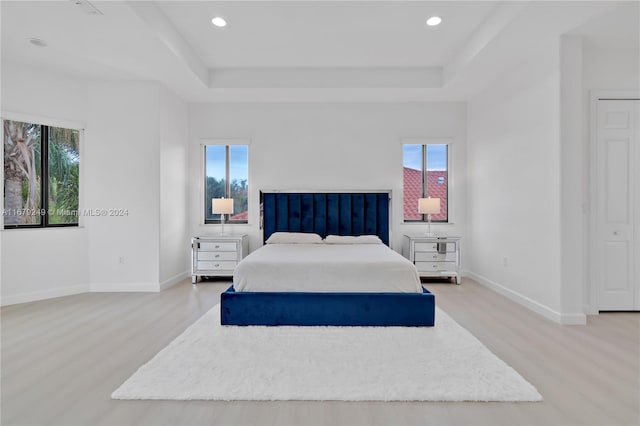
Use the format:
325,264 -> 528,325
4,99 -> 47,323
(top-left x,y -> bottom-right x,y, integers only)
221,191 -> 435,327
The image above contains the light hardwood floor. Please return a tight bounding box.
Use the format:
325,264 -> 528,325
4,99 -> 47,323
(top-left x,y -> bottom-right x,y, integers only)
1,279 -> 638,426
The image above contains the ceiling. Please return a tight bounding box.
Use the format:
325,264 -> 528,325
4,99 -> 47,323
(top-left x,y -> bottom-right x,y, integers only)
1,1 -> 638,103
154,1 -> 499,68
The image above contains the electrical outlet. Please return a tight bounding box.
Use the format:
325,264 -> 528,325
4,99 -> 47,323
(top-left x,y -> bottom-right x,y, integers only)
119,256 -> 125,265
503,256 -> 508,267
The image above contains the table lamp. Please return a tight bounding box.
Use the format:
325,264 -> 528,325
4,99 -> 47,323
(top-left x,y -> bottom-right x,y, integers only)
212,198 -> 234,235
418,197 -> 440,237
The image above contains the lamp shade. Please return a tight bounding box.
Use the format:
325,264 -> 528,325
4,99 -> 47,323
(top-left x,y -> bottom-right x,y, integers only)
212,198 -> 234,215
418,197 -> 440,215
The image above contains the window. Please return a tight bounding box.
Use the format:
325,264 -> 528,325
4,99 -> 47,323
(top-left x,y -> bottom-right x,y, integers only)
403,143 -> 448,222
3,119 -> 80,228
204,145 -> 248,224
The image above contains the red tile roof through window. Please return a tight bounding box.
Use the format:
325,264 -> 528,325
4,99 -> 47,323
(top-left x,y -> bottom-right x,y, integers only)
403,167 -> 448,221
230,211 -> 248,220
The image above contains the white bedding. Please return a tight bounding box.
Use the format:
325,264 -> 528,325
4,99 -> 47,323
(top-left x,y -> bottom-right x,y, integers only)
233,243 -> 422,293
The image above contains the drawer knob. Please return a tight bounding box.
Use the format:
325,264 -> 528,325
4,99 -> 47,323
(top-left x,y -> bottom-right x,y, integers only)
215,254 -> 220,258
215,263 -> 220,267
215,245 -> 220,249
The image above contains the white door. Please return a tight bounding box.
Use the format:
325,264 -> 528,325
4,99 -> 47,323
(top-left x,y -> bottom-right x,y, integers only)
595,99 -> 639,311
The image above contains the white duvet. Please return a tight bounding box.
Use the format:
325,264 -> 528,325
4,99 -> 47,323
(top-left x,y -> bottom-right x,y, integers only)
233,243 -> 422,293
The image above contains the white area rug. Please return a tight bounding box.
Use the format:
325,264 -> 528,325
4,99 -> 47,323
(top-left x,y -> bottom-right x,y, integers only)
112,305 -> 542,401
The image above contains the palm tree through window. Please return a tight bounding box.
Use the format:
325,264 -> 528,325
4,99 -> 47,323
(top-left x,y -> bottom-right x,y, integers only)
3,119 -> 80,228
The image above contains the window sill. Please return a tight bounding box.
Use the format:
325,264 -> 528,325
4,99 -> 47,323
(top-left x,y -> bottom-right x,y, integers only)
401,221 -> 455,225
2,226 -> 85,232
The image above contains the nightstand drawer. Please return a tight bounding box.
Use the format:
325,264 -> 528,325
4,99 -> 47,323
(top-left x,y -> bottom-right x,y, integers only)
415,252 -> 457,262
415,261 -> 456,272
403,235 -> 461,284
414,242 -> 456,252
198,251 -> 237,261
199,242 -> 237,251
197,260 -> 237,270
191,235 -> 249,284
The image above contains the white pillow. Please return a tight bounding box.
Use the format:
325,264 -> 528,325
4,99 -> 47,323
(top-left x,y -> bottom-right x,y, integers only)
266,232 -> 323,244
324,235 -> 383,245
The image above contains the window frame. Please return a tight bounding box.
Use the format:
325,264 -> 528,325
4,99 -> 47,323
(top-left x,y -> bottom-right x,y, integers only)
2,113 -> 83,230
402,139 -> 451,223
202,142 -> 249,225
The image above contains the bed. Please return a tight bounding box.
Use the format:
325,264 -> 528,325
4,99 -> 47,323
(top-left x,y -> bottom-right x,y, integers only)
220,191 -> 435,326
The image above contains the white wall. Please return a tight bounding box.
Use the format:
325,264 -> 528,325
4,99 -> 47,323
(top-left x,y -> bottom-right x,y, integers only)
1,63 -> 90,305
188,102 -> 467,253
85,82 -> 190,291
467,50 -> 565,320
159,87 -> 189,288
559,35 -> 586,322
583,48 -> 640,91
1,62 -> 190,304
1,229 -> 90,304
85,81 -> 162,291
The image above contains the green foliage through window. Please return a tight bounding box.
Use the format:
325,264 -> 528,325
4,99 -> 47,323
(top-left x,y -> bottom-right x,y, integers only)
204,145 -> 248,224
3,119 -> 80,228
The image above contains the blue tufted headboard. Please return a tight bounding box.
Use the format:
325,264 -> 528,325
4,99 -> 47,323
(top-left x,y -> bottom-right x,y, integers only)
261,191 -> 390,246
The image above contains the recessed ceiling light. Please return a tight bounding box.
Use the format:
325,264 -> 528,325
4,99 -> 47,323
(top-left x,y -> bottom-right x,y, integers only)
211,17 -> 227,27
426,16 -> 442,26
28,38 -> 48,47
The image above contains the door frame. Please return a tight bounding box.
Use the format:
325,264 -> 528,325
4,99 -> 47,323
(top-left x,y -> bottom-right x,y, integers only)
588,90 -> 640,314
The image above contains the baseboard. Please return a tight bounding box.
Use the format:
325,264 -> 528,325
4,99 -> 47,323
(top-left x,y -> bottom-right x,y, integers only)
1,273 -> 190,305
583,305 -> 599,315
92,271 -> 189,292
560,312 -> 588,325
90,282 -> 160,292
1,284 -> 89,307
466,271 -> 586,325
159,271 -> 190,291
